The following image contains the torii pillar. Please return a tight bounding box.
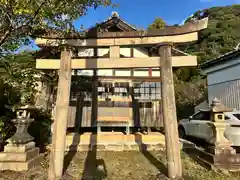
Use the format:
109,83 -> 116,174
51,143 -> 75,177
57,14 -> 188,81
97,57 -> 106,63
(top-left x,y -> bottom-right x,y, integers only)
159,43 -> 182,179
48,48 -> 72,179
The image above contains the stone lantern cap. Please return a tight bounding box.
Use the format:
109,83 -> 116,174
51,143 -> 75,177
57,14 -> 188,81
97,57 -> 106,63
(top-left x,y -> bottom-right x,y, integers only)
210,97 -> 233,113
17,105 -> 38,111
16,105 -> 38,119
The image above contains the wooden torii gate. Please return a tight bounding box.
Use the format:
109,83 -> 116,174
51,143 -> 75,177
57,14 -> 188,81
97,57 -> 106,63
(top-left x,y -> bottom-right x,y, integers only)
34,17 -> 208,180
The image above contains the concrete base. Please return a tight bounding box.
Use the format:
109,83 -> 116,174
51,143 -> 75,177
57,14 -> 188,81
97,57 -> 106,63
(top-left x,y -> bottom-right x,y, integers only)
4,142 -> 36,153
0,142 -> 44,171
0,147 -> 40,162
0,153 -> 44,171
51,132 -> 166,152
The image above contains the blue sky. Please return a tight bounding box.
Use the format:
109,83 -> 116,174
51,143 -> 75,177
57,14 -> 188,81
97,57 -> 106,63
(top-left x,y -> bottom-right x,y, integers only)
74,0 -> 240,30
20,0 -> 239,52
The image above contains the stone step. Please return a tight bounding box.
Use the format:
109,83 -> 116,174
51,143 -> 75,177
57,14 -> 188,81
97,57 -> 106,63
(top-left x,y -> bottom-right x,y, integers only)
61,132 -> 166,151
65,143 -> 165,152
195,156 -> 214,170
66,132 -> 165,145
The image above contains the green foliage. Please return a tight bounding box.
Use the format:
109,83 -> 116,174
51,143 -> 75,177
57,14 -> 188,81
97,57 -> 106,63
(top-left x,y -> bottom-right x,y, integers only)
0,52 -> 39,106
0,53 -> 52,151
182,5 -> 240,63
148,5 -> 240,118
0,79 -> 19,142
0,86 -> 17,151
28,108 -> 52,152
0,116 -> 15,141
148,17 -> 166,30
175,78 -> 207,119
0,0 -> 115,54
175,5 -> 240,118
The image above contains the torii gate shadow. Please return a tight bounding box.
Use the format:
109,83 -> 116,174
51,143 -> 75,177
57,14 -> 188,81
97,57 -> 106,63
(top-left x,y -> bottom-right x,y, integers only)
81,74 -> 107,179
134,133 -> 168,178
81,133 -> 107,180
63,94 -> 84,174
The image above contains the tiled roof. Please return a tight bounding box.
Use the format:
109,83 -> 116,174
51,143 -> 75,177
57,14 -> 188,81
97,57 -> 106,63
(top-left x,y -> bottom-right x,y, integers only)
87,11 -> 137,32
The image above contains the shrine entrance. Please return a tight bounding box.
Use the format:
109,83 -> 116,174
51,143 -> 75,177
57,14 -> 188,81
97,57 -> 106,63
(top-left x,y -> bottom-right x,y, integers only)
34,15 -> 208,180
69,75 -> 162,134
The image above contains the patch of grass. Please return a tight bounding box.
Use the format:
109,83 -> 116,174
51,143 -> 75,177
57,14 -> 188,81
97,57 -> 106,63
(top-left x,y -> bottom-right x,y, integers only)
151,151 -> 240,180
0,151 -> 240,180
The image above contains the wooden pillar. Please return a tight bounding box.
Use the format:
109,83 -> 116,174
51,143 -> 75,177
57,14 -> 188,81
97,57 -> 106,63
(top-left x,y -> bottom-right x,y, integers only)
159,43 -> 182,179
110,45 -> 120,76
48,48 -> 72,179
93,48 -> 98,130
92,70 -> 98,130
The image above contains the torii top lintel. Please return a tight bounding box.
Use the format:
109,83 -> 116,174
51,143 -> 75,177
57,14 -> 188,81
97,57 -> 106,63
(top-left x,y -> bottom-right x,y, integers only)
34,18 -> 208,47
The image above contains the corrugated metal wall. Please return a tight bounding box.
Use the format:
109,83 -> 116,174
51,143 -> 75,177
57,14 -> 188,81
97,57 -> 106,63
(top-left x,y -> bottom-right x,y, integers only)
207,63 -> 240,86
207,60 -> 240,110
208,79 -> 240,110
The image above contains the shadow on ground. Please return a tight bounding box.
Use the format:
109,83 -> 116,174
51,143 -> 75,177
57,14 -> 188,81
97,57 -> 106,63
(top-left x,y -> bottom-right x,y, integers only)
63,132 -> 81,174
134,133 -> 169,179
81,132 -> 107,180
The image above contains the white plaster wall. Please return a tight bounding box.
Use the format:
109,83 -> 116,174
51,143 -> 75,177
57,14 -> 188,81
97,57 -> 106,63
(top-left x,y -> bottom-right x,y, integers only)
77,47 -> 160,77
77,47 -> 149,58
77,70 -> 94,76
133,47 -> 148,57
133,71 -> 149,76
98,70 -> 113,76
76,69 -> 160,77
78,48 -> 109,57
115,70 -> 131,76
152,71 -> 160,77
120,48 -> 131,57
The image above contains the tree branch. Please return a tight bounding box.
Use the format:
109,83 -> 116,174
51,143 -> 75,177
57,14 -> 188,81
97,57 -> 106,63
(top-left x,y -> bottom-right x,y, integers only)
0,30 -> 11,47
23,0 -> 48,27
0,0 -> 48,46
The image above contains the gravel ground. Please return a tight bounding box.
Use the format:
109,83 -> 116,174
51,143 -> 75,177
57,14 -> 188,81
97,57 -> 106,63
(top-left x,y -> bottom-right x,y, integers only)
0,151 -> 240,180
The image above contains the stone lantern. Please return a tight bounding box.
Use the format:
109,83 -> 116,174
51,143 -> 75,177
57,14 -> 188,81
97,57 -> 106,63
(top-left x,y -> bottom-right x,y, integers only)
207,97 -> 235,154
0,105 -> 44,171
200,97 -> 240,171
7,105 -> 36,145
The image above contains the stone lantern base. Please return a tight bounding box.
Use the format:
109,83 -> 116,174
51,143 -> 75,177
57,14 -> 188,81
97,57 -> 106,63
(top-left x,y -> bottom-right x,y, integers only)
0,142 -> 44,171
192,144 -> 240,171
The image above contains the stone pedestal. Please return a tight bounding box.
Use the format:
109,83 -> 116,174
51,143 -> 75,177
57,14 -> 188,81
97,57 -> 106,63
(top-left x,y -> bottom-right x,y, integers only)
0,105 -> 44,171
0,142 -> 44,171
206,121 -> 235,155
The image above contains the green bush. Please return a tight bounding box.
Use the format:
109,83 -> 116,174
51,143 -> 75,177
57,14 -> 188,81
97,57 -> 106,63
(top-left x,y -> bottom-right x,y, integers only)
0,116 -> 16,141
175,79 -> 207,119
0,79 -> 19,142
0,53 -> 53,152
28,108 -> 52,152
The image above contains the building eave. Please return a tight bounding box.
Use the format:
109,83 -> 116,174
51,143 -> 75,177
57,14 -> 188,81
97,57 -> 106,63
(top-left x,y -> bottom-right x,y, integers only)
87,12 -> 137,32
201,49 -> 240,72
